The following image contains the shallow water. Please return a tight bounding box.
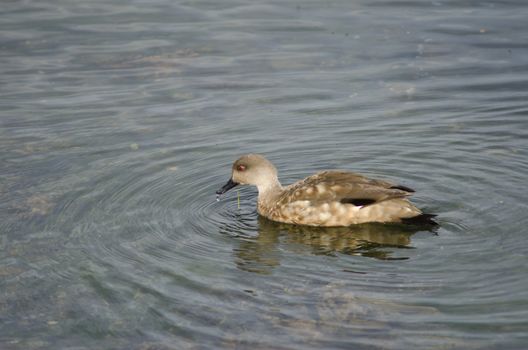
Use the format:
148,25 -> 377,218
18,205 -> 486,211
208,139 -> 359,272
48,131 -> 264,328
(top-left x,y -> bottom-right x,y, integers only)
1,0 -> 528,349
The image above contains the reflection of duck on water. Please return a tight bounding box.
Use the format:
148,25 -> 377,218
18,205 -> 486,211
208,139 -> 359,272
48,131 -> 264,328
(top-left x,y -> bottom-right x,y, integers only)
229,216 -> 437,274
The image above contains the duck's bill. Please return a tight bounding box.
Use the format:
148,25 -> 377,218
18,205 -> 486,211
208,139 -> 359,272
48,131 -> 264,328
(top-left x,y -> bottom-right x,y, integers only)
216,178 -> 239,195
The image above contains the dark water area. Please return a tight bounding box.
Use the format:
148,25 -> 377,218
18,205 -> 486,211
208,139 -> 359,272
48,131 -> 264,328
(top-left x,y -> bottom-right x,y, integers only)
1,0 -> 528,349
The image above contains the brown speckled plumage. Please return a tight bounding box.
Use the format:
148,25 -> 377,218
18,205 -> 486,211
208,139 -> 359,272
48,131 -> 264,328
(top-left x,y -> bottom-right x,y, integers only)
217,154 -> 435,227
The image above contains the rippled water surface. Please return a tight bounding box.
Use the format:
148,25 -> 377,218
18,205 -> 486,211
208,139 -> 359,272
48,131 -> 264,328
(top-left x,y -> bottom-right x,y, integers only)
2,0 -> 528,349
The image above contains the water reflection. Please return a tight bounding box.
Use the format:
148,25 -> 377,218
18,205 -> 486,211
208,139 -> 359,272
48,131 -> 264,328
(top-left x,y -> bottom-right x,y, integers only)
230,216 -> 436,274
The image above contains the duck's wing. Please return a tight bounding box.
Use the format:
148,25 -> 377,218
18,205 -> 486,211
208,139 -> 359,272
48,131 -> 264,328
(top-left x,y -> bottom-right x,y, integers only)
280,171 -> 414,207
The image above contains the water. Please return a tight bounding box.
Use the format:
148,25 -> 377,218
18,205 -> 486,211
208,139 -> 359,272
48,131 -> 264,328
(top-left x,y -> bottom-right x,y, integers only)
1,0 -> 528,349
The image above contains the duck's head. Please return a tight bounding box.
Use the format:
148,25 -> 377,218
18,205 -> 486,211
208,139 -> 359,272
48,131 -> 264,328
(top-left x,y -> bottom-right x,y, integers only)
216,154 -> 279,195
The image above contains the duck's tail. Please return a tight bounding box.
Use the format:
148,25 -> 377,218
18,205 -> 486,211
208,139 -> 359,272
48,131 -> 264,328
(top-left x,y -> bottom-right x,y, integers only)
401,213 -> 438,226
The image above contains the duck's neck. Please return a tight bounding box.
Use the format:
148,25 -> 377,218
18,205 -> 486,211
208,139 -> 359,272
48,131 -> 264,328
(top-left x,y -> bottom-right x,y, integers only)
256,177 -> 283,214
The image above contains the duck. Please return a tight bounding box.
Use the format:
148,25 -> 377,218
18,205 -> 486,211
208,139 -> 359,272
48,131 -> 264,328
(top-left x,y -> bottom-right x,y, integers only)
216,154 -> 437,227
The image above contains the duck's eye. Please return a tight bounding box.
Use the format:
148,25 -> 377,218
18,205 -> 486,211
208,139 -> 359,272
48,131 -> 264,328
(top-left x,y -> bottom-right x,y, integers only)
236,164 -> 247,172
